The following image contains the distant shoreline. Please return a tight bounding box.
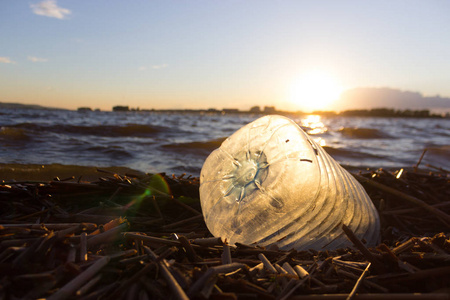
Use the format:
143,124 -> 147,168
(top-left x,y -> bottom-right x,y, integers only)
111,105 -> 448,118
1,101 -> 448,118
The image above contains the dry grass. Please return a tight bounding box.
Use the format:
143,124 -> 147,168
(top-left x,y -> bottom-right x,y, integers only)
0,167 -> 449,299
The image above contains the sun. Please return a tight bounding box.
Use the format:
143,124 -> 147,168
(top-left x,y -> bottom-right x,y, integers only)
288,71 -> 343,112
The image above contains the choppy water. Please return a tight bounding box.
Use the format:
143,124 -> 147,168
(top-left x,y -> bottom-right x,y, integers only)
1,108 -> 449,176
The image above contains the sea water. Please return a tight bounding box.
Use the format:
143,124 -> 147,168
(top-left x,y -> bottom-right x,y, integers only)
1,108 -> 449,176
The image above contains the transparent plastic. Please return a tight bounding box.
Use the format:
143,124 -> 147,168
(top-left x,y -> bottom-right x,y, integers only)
200,115 -> 380,250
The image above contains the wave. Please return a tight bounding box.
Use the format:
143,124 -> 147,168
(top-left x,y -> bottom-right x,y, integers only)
8,123 -> 167,137
85,145 -> 134,158
162,138 -> 384,163
162,137 -> 227,156
422,145 -> 450,170
0,126 -> 30,141
323,146 -> 382,160
338,127 -> 392,139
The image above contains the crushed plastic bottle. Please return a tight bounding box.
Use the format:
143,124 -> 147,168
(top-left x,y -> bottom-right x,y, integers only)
199,115 -> 380,250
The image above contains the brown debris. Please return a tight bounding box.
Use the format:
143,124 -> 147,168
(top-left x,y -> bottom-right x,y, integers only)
0,168 -> 449,299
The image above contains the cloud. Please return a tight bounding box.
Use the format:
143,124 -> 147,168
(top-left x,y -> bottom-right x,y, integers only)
30,0 -> 71,19
152,64 -> 168,69
28,56 -> 48,62
0,57 -> 15,64
138,66 -> 147,71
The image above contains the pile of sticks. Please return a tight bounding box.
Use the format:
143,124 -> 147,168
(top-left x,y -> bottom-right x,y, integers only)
0,167 -> 449,299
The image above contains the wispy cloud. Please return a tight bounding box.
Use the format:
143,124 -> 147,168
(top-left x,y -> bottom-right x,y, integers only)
138,66 -> 147,71
152,64 -> 168,69
0,57 -> 15,64
30,0 -> 71,19
28,56 -> 48,62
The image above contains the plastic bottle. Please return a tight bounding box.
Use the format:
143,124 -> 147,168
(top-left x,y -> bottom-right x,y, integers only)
200,115 -> 380,250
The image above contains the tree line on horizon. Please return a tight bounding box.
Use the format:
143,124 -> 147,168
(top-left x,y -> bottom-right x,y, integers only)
109,105 -> 446,118
311,108 -> 445,118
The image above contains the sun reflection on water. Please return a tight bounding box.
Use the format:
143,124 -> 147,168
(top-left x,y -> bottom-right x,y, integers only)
300,115 -> 328,147
314,137 -> 327,147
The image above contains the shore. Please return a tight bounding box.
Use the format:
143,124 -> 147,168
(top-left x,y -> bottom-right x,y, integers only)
0,163 -> 146,182
0,165 -> 449,299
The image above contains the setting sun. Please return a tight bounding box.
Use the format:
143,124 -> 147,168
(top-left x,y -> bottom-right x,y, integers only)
289,71 -> 343,112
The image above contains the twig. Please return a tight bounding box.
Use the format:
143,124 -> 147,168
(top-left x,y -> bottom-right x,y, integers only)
188,263 -> 245,296
279,277 -> 310,300
86,222 -> 127,249
192,236 -> 223,247
342,224 -> 386,274
55,225 -> 80,238
258,253 -> 277,273
289,293 -> 450,299
294,264 -> 310,279
353,174 -> 450,227
222,242 -> 232,265
282,262 -> 298,276
124,232 -> 181,246
13,207 -> 51,221
279,268 -> 314,300
337,269 -> 388,293
372,265 -> 450,284
48,256 -> 110,300
414,149 -> 427,172
108,261 -> 155,298
159,260 -> 190,300
171,197 -> 202,215
346,262 -> 371,300
161,214 -> 203,230
274,263 -> 288,275
90,217 -> 125,235
144,246 -> 189,300
66,246 -> 76,263
0,223 -> 96,230
425,163 -> 449,174
106,249 -> 138,260
382,201 -> 450,215
80,232 -> 87,262
178,235 -> 199,263
76,274 -> 102,296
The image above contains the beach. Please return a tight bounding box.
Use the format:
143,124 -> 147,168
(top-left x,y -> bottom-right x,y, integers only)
1,108 -> 449,298
3,0 -> 450,297
0,164 -> 449,299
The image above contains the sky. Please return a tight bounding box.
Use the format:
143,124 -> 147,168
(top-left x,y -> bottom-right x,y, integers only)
1,1 -> 450,112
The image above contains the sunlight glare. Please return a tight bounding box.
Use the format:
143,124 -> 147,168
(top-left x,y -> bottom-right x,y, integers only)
289,71 -> 343,112
301,114 -> 327,135
300,115 -> 327,146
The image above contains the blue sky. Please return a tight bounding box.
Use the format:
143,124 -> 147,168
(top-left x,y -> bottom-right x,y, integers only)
1,1 -> 449,111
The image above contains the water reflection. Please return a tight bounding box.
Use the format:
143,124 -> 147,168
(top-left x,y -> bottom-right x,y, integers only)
301,115 -> 327,134
300,114 -> 327,146
314,137 -> 327,147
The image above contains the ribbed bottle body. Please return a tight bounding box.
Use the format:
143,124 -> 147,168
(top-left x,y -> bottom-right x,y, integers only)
200,115 -> 380,250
